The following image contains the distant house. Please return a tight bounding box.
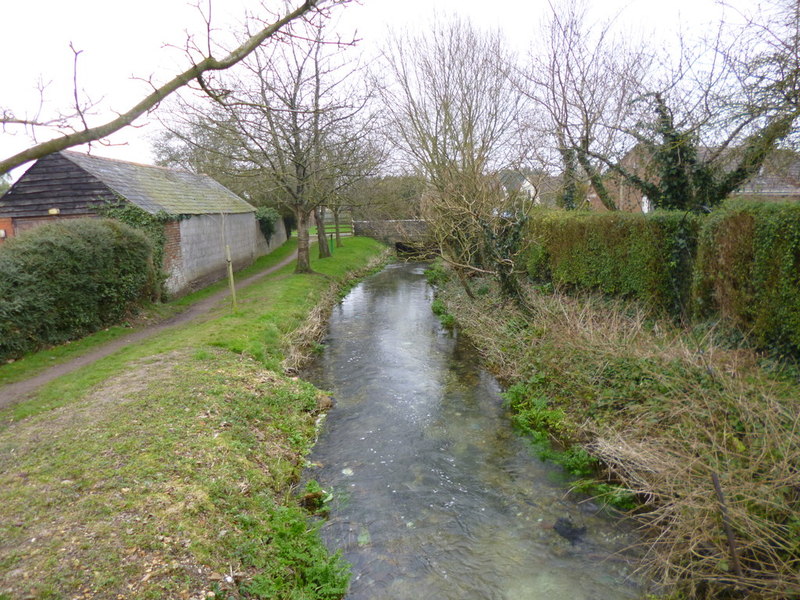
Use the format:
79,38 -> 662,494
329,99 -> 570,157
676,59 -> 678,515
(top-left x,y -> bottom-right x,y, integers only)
733,150 -> 800,201
0,151 -> 286,297
585,146 -> 800,212
499,169 -> 563,208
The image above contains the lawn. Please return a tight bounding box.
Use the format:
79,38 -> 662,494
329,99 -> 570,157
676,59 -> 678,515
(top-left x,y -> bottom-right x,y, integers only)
0,237 -> 389,600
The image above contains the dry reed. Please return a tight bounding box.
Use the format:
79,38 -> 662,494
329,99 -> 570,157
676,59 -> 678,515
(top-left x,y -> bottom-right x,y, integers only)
438,275 -> 800,599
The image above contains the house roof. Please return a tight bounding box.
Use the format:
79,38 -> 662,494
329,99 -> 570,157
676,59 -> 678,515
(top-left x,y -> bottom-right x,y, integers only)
61,151 -> 254,216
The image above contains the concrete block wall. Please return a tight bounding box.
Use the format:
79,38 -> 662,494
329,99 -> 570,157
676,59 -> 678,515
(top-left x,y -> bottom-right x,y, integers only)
165,212 -> 259,297
255,215 -> 288,255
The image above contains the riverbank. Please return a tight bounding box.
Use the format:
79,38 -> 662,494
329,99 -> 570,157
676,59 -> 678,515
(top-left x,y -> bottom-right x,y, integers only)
0,237 -> 389,600
300,262 -> 642,599
432,265 -> 800,599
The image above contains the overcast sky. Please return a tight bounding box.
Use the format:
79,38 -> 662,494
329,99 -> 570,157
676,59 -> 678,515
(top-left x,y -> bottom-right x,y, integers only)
1,0 -> 749,180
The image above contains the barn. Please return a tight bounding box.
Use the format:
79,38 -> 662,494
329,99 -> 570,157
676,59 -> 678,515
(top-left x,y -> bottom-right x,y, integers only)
0,151 -> 286,297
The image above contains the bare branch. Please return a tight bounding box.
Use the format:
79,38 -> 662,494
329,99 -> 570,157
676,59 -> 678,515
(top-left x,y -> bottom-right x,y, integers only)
0,0 -> 339,177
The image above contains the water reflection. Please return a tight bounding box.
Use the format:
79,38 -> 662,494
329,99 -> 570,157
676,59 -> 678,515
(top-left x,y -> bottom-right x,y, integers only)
302,263 -> 642,600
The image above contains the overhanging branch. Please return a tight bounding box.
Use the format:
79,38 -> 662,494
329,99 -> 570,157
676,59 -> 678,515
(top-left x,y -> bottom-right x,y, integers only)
0,0 -> 324,176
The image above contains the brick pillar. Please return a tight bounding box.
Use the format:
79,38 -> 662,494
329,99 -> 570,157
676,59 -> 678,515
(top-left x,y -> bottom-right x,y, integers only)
162,220 -> 182,272
0,217 -> 13,243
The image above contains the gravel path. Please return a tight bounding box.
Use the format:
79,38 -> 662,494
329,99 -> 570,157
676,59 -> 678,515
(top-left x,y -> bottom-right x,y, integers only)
0,250 -> 298,410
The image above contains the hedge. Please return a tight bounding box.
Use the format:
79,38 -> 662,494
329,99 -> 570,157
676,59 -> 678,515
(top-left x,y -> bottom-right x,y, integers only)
525,210 -> 701,315
0,218 -> 156,360
693,199 -> 800,357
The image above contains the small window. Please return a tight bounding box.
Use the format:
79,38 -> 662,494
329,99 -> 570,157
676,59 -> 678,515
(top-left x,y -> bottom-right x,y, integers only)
642,195 -> 652,214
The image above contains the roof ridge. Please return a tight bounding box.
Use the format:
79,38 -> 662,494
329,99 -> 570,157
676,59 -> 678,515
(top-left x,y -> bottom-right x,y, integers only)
60,150 -> 198,176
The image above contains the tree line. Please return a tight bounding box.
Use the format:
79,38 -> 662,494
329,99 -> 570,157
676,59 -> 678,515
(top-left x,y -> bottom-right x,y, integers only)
2,0 -> 798,276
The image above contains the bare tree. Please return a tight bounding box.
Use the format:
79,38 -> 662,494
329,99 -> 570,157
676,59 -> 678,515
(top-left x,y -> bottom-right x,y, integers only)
160,15 -> 374,272
520,0 -> 653,210
382,17 -> 532,303
530,0 -> 800,213
0,0 -> 350,177
153,109 -> 250,197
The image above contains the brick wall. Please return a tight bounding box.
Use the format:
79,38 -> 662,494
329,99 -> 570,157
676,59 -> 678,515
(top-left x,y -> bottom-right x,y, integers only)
352,220 -> 430,243
0,215 -> 94,243
0,217 -> 12,243
162,220 -> 182,271
162,220 -> 184,293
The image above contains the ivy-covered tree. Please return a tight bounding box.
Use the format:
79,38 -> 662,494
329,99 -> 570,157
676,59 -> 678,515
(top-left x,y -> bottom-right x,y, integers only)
595,92 -> 798,212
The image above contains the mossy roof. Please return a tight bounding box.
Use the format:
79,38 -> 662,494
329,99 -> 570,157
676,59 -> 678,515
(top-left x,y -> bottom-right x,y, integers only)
61,151 -> 254,216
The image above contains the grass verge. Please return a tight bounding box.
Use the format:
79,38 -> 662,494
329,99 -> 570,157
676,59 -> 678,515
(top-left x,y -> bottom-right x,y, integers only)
0,236 -> 388,600
0,241 -> 300,388
433,266 -> 800,600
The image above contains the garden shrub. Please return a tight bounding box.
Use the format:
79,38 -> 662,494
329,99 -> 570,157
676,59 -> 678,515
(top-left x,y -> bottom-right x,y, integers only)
693,199 -> 800,357
525,210 -> 701,316
255,206 -> 281,243
0,218 -> 156,360
98,200 -> 178,297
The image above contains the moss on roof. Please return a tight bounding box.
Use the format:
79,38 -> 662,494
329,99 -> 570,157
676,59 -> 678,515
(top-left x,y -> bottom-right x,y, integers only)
62,151 -> 254,216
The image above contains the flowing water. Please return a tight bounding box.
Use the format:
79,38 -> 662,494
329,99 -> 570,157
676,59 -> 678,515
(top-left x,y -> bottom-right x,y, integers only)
302,262 -> 643,600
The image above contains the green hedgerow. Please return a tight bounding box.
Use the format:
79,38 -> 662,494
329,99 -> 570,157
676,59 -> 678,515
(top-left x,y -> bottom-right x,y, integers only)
525,210 -> 701,317
693,199 -> 800,358
0,218 -> 156,360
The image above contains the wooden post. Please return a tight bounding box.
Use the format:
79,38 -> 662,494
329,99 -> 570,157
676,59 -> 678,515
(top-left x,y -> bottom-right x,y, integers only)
711,472 -> 743,578
226,244 -> 237,312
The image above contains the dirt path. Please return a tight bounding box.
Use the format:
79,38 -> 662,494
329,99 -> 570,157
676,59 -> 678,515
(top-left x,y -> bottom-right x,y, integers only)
0,250 -> 298,410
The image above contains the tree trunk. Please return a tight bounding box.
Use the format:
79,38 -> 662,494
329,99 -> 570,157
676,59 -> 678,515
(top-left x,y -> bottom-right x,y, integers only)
559,147 -> 579,210
295,208 -> 313,274
333,207 -> 343,248
315,206 -> 331,258
577,149 -> 617,211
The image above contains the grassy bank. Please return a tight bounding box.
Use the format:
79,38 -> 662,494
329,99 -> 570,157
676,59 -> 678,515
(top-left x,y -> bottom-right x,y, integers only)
432,265 -> 800,599
0,241 -> 300,389
0,237 -> 389,600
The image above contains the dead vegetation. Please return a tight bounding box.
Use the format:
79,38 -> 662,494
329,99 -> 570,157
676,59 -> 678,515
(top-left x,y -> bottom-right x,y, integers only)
282,248 -> 393,374
436,274 -> 800,599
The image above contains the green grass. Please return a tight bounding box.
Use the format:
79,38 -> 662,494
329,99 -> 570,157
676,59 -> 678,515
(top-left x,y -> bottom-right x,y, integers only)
2,238 -> 386,424
0,236 -> 388,599
0,240 -> 300,388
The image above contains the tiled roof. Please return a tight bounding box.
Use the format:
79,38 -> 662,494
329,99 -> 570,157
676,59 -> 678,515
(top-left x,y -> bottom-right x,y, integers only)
61,151 -> 254,216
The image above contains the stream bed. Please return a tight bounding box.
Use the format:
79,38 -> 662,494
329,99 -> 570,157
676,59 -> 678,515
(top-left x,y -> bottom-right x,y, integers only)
302,262 -> 643,599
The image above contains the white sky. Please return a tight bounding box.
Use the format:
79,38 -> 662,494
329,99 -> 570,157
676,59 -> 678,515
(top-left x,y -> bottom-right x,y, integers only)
1,0 -> 750,181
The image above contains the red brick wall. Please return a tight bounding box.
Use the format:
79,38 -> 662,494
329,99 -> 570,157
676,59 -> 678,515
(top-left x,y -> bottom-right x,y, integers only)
0,217 -> 12,243
162,220 -> 182,272
0,215 -> 92,243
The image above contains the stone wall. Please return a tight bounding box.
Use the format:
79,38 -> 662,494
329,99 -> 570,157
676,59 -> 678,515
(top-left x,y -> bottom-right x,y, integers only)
352,220 -> 429,244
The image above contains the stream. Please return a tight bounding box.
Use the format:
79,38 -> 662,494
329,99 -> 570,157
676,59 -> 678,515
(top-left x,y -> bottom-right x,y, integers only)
302,262 -> 643,599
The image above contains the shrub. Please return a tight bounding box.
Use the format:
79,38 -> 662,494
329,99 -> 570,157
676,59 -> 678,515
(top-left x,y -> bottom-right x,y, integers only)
693,199 -> 800,357
255,206 -> 282,243
525,210 -> 702,316
97,201 -> 177,298
0,218 -> 156,360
